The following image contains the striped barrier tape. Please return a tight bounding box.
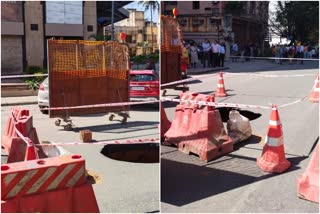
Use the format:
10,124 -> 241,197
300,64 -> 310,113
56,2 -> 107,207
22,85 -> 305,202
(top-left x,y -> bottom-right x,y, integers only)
161,95 -> 309,110
1,73 -> 48,79
35,138 -> 160,147
161,97 -> 271,109
41,100 -> 159,111
160,72 -> 317,88
229,56 -> 319,61
161,73 -> 220,87
225,72 -> 318,78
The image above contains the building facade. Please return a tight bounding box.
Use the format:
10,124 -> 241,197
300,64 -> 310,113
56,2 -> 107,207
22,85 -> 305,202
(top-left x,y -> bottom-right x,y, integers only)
162,1 -> 269,57
1,1 -> 130,74
112,9 -> 159,55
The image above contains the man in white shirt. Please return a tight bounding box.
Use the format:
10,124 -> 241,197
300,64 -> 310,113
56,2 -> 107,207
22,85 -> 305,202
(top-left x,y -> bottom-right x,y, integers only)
211,40 -> 220,67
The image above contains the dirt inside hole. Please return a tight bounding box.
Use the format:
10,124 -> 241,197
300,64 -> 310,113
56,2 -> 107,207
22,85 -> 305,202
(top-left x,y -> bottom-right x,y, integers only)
100,143 -> 159,163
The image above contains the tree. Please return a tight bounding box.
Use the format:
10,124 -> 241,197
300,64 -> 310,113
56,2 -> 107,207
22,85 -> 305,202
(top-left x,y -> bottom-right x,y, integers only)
138,1 -> 159,53
270,1 -> 319,44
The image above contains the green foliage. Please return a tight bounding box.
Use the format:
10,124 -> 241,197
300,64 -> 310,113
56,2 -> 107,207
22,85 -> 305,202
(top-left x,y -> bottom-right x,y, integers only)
25,79 -> 40,91
273,1 -> 319,43
130,51 -> 159,65
24,66 -> 47,90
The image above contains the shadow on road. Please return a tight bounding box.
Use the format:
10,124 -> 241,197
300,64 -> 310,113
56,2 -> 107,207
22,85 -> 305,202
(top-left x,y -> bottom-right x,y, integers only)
70,121 -> 159,134
161,149 -> 303,207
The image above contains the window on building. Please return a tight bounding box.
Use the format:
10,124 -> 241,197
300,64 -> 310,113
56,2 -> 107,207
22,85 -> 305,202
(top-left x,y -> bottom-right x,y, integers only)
30,24 -> 38,31
87,25 -> 93,32
126,35 -> 132,43
193,1 -> 200,10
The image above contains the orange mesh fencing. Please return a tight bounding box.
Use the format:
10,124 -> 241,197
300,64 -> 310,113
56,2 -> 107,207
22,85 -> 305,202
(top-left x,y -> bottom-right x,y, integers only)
48,40 -> 129,118
161,15 -> 182,53
161,15 -> 183,84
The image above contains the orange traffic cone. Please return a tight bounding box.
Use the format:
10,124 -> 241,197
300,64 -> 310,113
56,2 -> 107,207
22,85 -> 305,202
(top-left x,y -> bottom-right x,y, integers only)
25,138 -> 39,161
297,144 -> 319,203
310,75 -> 319,103
215,72 -> 227,97
257,105 -> 291,173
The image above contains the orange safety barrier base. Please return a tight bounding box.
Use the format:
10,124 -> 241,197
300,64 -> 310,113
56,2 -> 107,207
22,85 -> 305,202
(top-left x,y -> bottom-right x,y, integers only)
1,184 -> 99,213
164,92 -> 233,162
161,104 -> 171,141
297,144 -> 319,203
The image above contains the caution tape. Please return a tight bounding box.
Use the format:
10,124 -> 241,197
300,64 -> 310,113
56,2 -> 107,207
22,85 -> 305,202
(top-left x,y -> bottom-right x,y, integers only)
162,95 -> 309,110
160,72 -> 317,88
1,73 -> 48,79
229,56 -> 319,61
161,73 -> 220,87
41,100 -> 159,111
161,97 -> 271,109
35,138 -> 160,147
225,72 -> 317,78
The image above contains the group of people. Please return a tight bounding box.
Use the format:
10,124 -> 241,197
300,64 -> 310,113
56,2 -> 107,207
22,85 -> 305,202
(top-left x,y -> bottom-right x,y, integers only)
182,40 -> 226,68
271,43 -> 316,64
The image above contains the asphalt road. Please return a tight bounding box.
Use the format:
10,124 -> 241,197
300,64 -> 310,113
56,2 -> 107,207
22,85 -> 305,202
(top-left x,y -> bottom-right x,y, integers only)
1,104 -> 160,213
161,60 -> 319,213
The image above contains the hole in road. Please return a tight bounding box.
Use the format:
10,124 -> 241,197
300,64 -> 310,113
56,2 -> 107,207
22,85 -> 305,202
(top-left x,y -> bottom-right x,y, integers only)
216,107 -> 262,123
100,143 -> 159,163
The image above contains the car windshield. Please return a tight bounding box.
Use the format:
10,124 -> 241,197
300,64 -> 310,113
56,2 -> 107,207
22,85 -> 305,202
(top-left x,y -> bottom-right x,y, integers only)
130,74 -> 156,82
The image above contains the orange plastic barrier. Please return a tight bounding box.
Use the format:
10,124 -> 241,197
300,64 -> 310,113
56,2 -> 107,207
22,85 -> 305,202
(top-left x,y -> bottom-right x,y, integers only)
3,108 -> 46,163
164,92 -> 198,144
164,92 -> 233,162
215,72 -> 227,97
1,155 -> 99,212
297,144 -> 319,203
310,75 -> 319,103
257,105 -> 291,173
2,107 -> 29,153
161,104 -> 171,141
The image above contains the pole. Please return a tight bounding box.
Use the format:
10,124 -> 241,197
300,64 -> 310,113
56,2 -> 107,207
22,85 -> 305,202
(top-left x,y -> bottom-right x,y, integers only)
111,1 -> 115,41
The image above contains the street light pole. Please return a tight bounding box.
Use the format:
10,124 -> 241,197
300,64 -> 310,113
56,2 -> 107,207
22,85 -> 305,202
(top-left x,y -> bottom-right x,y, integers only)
111,1 -> 115,41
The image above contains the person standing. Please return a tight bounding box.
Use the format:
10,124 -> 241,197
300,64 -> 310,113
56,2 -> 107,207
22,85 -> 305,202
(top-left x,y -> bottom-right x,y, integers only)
190,43 -> 199,68
219,43 -> 226,67
231,41 -> 239,62
211,40 -> 220,67
202,40 -> 211,68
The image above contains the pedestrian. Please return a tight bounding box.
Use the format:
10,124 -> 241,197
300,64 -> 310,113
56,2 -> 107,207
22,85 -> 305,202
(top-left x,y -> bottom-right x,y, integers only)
288,46 -> 294,64
190,42 -> 199,68
202,39 -> 211,68
211,40 -> 220,67
219,43 -> 226,67
275,44 -> 280,64
231,41 -> 239,62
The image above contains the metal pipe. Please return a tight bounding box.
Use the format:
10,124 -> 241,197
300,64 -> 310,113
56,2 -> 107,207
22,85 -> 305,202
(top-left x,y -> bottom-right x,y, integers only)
111,1 -> 115,40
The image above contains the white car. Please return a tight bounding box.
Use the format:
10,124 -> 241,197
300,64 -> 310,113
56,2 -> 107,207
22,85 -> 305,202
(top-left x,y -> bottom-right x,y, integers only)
38,77 -> 49,113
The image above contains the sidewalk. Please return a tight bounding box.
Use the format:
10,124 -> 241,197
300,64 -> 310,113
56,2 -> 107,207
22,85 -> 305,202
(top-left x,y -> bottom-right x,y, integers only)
1,96 -> 38,106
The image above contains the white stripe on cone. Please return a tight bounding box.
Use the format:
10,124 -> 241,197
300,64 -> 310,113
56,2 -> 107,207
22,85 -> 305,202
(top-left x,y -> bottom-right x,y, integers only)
314,87 -> 320,92
269,120 -> 281,126
217,84 -> 224,88
265,136 -> 284,147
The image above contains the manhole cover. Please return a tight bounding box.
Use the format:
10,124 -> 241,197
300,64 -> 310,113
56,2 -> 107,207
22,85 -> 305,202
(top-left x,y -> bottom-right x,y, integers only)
101,143 -> 159,163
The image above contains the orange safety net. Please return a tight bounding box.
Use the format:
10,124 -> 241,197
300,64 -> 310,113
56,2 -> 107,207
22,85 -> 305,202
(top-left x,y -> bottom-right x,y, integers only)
47,40 -> 130,118
161,15 -> 182,53
48,40 -> 129,80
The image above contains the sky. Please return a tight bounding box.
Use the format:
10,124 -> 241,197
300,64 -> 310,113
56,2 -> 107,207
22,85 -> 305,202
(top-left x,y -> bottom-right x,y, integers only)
124,1 -> 159,23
